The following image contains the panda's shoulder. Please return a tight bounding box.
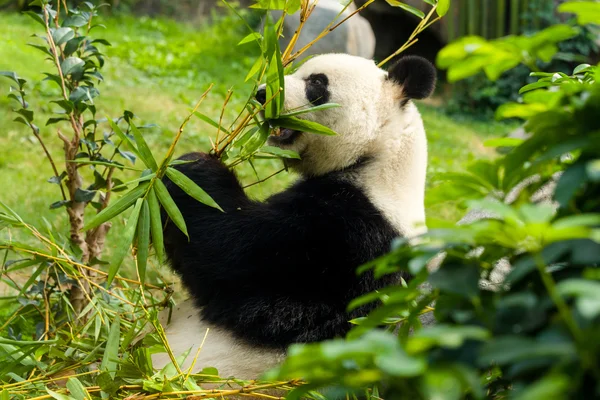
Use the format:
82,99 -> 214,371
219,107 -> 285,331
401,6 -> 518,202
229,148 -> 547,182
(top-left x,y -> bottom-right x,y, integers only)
266,174 -> 383,220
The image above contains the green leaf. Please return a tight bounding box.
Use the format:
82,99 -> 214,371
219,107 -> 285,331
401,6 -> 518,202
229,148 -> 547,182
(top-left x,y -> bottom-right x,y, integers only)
0,71 -> 20,85
62,14 -> 90,27
45,388 -> 75,400
108,199 -> 143,285
147,188 -> 165,262
61,57 -> 85,76
130,124 -> 158,171
136,200 -> 151,284
558,1 -> 600,25
154,179 -> 188,238
429,263 -> 480,298
165,167 -> 223,212
52,27 -> 74,45
66,377 -> 90,400
245,57 -> 264,82
385,0 -> 425,19
259,145 -> 301,159
269,116 -> 337,136
513,374 -> 570,400
101,315 -> 121,379
478,336 -> 575,367
192,112 -> 231,134
23,11 -> 45,26
484,137 -> 524,148
264,14 -> 285,119
238,32 -> 262,46
279,102 -> 341,117
83,182 -> 148,231
436,0 -> 451,17
108,117 -> 142,164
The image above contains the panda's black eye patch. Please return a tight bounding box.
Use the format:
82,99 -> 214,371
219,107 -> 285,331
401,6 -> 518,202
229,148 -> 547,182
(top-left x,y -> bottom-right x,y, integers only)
305,73 -> 330,106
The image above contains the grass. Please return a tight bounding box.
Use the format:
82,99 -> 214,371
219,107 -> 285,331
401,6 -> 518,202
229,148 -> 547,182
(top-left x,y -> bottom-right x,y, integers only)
0,10 -> 517,297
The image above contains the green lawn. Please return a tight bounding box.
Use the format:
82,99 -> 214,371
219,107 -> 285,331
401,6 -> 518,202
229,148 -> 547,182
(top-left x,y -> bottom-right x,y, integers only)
0,11 -> 516,286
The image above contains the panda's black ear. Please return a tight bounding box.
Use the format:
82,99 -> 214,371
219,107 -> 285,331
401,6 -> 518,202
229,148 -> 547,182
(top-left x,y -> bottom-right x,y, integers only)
387,55 -> 436,100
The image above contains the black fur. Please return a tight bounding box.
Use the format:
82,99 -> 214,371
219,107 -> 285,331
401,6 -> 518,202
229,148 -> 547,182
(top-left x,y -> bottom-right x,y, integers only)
387,55 -> 436,100
305,73 -> 330,105
162,153 -> 405,349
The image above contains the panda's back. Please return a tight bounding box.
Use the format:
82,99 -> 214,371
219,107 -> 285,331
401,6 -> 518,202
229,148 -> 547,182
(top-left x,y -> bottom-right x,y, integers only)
195,170 -> 404,348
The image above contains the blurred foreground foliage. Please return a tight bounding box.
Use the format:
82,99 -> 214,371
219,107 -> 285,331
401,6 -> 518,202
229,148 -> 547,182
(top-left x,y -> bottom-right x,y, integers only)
267,2 -> 600,399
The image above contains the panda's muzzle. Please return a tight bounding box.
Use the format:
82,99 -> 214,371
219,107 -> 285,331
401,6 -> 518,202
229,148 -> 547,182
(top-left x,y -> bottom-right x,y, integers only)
268,128 -> 302,145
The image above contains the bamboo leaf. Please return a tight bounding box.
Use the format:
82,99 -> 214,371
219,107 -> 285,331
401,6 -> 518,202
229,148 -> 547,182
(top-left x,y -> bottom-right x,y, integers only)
45,388 -> 75,400
83,182 -> 148,231
136,200 -> 151,284
165,168 -> 223,212
279,103 -> 341,117
385,1 -> 425,19
269,116 -> 337,136
259,145 -> 301,159
107,117 -> 141,164
147,188 -> 165,262
192,112 -> 231,134
66,378 -> 91,400
130,124 -> 158,171
107,199 -> 143,285
154,179 -> 188,238
101,315 -> 121,379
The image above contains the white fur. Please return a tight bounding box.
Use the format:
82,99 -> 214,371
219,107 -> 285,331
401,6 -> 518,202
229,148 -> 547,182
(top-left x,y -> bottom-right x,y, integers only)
272,54 -> 428,236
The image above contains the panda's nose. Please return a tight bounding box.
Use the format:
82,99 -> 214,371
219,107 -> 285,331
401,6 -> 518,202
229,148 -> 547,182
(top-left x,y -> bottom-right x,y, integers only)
256,88 -> 266,105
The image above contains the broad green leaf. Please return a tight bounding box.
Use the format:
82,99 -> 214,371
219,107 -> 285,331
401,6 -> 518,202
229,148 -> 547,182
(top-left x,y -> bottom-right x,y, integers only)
130,124 -> 158,170
108,199 -> 143,285
0,71 -> 20,85
165,167 -> 223,212
269,116 -> 337,136
60,57 -> 85,76
51,27 -> 74,45
436,0 -> 451,17
83,182 -> 148,231
66,377 -> 90,400
101,315 -> 121,379
147,188 -> 165,262
154,179 -> 188,238
512,374 -> 570,400
136,200 -> 151,284
558,1 -> 600,25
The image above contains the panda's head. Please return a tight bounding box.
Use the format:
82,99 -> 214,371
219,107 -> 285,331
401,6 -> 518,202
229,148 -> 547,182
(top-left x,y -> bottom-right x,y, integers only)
258,53 -> 436,177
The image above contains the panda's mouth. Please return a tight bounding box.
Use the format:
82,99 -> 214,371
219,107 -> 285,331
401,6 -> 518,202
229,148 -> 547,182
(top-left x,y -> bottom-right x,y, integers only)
268,128 -> 302,145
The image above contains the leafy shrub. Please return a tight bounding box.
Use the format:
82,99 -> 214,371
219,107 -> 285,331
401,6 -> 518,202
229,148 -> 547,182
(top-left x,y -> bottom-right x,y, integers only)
445,1 -> 599,118
265,2 -> 600,399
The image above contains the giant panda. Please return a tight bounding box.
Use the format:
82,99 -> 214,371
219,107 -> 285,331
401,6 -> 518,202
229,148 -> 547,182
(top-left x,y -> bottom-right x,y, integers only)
152,53 -> 437,378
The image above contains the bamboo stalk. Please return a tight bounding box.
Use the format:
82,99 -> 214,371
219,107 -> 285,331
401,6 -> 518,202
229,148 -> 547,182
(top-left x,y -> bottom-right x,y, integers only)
496,0 -> 506,37
510,0 -> 520,34
467,0 -> 477,35
482,0 -> 490,38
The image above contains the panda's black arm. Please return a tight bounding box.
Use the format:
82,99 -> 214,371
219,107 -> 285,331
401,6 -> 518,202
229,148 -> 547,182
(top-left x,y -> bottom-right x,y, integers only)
161,153 -> 370,303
